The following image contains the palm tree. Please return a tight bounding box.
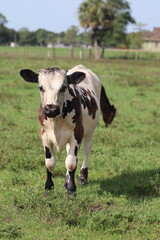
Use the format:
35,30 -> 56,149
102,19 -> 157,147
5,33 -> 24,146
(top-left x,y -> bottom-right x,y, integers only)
78,0 -> 135,59
78,0 -> 114,59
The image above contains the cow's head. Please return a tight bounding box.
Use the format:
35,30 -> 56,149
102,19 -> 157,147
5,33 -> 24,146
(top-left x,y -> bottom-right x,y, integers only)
20,67 -> 86,118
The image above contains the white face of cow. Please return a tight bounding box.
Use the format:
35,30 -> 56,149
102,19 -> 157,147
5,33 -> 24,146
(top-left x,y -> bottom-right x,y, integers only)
38,68 -> 67,118
20,67 -> 86,119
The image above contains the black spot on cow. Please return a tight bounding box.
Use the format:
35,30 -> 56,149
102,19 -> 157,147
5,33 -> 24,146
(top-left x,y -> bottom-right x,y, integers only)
62,87 -> 81,122
62,86 -> 84,144
45,146 -> 51,159
74,146 -> 78,156
80,87 -> 98,119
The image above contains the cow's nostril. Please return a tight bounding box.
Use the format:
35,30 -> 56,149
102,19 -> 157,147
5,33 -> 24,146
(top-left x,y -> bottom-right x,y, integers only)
45,104 -> 56,112
43,104 -> 60,118
47,104 -> 54,109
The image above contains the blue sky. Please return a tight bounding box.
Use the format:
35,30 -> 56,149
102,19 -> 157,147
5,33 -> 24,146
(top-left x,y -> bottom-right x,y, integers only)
1,0 -> 160,33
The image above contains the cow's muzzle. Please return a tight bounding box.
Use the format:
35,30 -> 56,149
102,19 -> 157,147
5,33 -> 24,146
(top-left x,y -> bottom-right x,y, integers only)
43,104 -> 60,118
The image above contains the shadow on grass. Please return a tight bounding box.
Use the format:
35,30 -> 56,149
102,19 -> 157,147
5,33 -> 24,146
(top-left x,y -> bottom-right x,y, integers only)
91,168 -> 160,199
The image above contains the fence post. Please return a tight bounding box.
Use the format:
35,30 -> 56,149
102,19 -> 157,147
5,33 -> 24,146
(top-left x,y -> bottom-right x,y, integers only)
52,46 -> 56,58
135,51 -> 138,60
47,51 -> 50,57
70,45 -> 74,58
80,50 -> 83,59
88,46 -> 92,58
128,49 -> 130,59
80,46 -> 84,59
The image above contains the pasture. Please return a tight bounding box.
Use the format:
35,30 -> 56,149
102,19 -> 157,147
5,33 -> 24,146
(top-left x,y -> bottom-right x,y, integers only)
0,46 -> 160,61
0,54 -> 160,239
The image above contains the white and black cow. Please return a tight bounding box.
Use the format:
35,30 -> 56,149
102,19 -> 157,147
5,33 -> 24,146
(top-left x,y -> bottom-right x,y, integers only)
20,65 -> 116,195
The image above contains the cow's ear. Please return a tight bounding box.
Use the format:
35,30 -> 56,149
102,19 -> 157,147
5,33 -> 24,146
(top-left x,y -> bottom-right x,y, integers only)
67,72 -> 86,84
20,69 -> 38,83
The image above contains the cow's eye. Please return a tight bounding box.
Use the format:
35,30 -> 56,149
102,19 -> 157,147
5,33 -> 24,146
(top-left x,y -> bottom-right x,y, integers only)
59,85 -> 67,94
39,86 -> 45,92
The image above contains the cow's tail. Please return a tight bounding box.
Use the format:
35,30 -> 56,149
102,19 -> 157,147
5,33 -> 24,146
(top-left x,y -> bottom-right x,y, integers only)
100,85 -> 116,126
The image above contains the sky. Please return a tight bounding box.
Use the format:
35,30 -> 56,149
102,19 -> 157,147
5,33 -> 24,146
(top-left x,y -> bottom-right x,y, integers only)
1,0 -> 160,33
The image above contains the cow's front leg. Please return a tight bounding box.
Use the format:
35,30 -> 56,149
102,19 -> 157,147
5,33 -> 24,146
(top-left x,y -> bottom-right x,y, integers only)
41,132 -> 56,190
45,168 -> 54,190
40,129 -> 56,190
64,142 -> 78,195
44,145 -> 56,190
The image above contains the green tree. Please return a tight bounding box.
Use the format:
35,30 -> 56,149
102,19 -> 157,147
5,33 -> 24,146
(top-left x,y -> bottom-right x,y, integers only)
0,26 -> 15,45
19,27 -> 29,32
0,13 -> 8,26
78,0 -> 135,59
127,32 -> 144,49
126,23 -> 146,49
35,29 -> 58,46
0,25 -> 11,45
18,28 -> 37,45
0,13 -> 12,45
64,26 -> 79,45
0,13 -> 14,45
36,29 -> 48,46
57,31 -> 66,44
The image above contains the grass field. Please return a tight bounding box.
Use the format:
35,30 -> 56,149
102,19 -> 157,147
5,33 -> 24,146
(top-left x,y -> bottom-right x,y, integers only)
0,46 -> 160,60
0,54 -> 160,240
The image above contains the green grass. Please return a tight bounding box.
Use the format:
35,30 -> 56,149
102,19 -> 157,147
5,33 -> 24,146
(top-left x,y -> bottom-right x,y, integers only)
0,54 -> 160,239
0,46 -> 160,60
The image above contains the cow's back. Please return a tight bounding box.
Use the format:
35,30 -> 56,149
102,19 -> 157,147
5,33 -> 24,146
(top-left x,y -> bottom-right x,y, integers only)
67,65 -> 101,99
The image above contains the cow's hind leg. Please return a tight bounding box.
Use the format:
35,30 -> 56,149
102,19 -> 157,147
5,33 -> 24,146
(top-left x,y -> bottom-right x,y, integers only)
79,134 -> 92,184
64,142 -> 79,196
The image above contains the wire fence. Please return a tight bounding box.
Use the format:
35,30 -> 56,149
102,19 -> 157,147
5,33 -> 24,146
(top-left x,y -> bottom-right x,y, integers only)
0,46 -> 160,60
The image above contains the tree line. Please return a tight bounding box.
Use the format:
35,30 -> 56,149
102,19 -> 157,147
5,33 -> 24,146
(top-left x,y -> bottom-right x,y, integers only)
0,21 -> 80,47
0,0 -> 145,59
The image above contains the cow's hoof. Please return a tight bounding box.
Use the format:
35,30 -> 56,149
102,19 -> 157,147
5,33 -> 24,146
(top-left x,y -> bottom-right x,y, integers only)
64,177 -> 76,199
64,175 -> 69,190
45,180 -> 54,191
67,190 -> 76,199
79,178 -> 88,185
78,168 -> 88,185
64,174 -> 76,191
43,189 -> 53,198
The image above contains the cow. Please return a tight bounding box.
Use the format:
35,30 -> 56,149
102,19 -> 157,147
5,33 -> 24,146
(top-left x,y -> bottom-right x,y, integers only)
20,65 -> 116,195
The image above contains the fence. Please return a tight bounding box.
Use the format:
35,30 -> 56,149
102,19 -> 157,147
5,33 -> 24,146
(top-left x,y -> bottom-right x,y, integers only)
0,46 -> 160,60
